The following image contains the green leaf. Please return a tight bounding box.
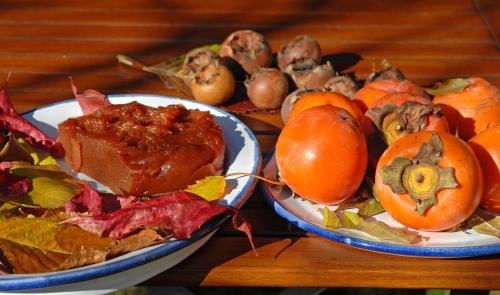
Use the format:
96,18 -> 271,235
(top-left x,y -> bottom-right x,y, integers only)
380,157 -> 412,193
357,198 -> 385,216
185,176 -> 226,201
356,216 -> 425,244
467,210 -> 500,238
425,78 -> 470,96
28,177 -> 80,209
322,210 -> 426,244
0,217 -> 70,254
10,162 -> 67,178
342,211 -> 363,228
322,207 -> 342,228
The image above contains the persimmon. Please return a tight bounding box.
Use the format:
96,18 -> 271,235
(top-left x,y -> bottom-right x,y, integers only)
362,93 -> 443,169
276,105 -> 367,205
375,132 -> 483,231
286,91 -> 363,123
354,80 -> 428,113
468,127 -> 500,214
430,77 -> 500,140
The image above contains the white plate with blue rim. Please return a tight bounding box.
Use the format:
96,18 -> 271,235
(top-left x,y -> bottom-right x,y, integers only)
260,151 -> 500,258
0,94 -> 261,294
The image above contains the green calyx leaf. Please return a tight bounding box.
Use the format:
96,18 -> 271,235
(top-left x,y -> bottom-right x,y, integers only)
381,157 -> 412,194
425,78 -> 470,96
415,133 -> 443,165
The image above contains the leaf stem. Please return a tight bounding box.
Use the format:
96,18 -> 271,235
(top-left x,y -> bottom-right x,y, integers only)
224,172 -> 285,186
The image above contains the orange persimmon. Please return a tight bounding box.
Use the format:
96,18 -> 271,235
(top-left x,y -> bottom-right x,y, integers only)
362,93 -> 446,169
468,127 -> 500,214
286,91 -> 363,123
276,105 -> 367,205
375,132 -> 483,231
353,80 -> 428,113
431,77 -> 500,140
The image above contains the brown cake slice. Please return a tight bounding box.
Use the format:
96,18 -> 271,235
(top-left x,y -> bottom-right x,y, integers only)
57,102 -> 225,196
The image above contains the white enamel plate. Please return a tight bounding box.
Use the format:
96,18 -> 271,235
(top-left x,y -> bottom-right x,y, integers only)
261,152 -> 500,258
0,95 -> 261,294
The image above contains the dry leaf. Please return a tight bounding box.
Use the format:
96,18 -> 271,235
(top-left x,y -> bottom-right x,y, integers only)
467,210 -> 500,238
185,175 -> 226,201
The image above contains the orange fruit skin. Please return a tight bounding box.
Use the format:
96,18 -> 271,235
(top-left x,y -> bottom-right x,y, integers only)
468,127 -> 500,214
353,79 -> 428,113
375,132 -> 483,231
287,91 -> 363,123
276,105 -> 368,205
433,77 -> 500,140
370,92 -> 432,108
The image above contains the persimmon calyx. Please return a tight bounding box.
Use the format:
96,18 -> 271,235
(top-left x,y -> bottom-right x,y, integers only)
364,59 -> 406,85
368,102 -> 442,145
424,78 -> 470,96
380,133 -> 459,215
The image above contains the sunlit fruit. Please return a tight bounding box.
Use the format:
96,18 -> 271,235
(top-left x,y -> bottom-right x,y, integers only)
468,127 -> 500,214
375,132 -> 483,231
276,105 -> 368,205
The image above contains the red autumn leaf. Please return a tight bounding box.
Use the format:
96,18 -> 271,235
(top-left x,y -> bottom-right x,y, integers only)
64,191 -> 228,239
65,182 -> 137,215
0,80 -> 63,157
0,162 -> 31,198
70,78 -> 110,115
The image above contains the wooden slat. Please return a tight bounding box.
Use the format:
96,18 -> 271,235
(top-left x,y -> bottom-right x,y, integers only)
144,236 -> 500,289
0,10 -> 484,28
1,24 -> 490,42
475,0 -> 500,51
0,0 -> 476,13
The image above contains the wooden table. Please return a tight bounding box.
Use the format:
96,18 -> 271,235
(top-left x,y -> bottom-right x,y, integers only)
2,0 -> 499,291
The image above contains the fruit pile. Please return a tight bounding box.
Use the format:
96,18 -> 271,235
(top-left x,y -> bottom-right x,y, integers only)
272,46 -> 499,232
119,30 -> 499,233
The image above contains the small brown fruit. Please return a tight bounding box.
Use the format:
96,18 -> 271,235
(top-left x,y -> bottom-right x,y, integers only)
220,30 -> 273,75
246,68 -> 289,109
278,35 -> 322,71
285,59 -> 335,89
323,75 -> 358,98
191,62 -> 235,105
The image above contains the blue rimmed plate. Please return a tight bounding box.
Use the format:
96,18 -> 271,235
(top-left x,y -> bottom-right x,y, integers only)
0,95 -> 261,294
261,151 -> 500,258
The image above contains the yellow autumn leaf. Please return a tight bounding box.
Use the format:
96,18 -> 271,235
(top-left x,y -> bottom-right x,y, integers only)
0,217 -> 71,254
185,176 -> 226,201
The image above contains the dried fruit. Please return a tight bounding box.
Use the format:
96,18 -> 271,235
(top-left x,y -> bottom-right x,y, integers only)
191,62 -> 236,105
284,59 -> 335,89
323,75 -> 358,98
276,105 -> 368,205
220,30 -> 272,75
277,35 -> 321,71
280,88 -> 319,122
375,132 -> 482,231
245,68 -> 289,110
179,48 -> 221,88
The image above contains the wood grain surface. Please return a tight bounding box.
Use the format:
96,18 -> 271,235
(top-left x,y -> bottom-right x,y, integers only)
1,0 -> 499,290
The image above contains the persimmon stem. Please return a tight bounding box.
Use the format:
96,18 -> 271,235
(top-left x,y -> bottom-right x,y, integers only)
225,172 -> 285,186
